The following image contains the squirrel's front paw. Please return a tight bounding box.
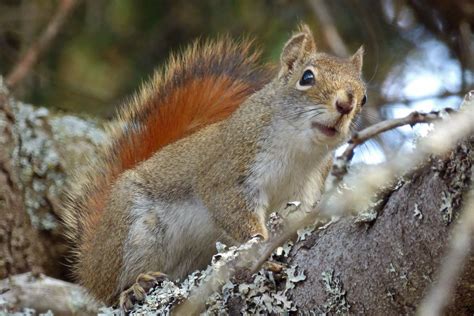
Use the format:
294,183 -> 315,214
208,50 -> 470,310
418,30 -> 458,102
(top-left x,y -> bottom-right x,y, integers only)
119,271 -> 168,311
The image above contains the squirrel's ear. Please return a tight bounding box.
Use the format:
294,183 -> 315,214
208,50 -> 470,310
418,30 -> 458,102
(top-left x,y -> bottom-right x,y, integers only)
351,45 -> 364,72
279,24 -> 317,78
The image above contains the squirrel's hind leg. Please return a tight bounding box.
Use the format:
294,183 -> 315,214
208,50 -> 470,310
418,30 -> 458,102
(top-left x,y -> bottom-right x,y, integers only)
119,271 -> 168,311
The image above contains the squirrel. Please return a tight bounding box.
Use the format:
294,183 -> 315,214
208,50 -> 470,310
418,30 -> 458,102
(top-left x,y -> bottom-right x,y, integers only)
63,24 -> 366,310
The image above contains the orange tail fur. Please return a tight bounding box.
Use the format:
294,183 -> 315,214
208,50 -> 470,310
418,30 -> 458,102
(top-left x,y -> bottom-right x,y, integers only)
63,37 -> 273,265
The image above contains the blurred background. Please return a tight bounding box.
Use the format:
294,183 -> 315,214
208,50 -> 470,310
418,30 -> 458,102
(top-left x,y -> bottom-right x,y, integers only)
0,0 -> 473,162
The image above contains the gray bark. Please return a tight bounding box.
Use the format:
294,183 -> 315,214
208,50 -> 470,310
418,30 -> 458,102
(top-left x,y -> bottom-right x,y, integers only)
290,141 -> 473,315
0,273 -> 100,316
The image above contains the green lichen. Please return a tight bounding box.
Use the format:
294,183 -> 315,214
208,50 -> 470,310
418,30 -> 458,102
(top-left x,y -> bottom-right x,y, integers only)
102,239 -> 306,315
11,102 -> 64,230
387,263 -> 396,274
439,191 -> 454,224
318,270 -> 350,315
50,114 -> 107,147
432,141 -> 472,225
413,203 -> 423,220
354,177 -> 405,225
9,99 -> 107,231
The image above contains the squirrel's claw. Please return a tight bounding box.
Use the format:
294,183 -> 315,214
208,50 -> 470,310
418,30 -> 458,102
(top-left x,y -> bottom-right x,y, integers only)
119,271 -> 168,312
119,284 -> 144,312
263,260 -> 287,273
136,271 -> 168,291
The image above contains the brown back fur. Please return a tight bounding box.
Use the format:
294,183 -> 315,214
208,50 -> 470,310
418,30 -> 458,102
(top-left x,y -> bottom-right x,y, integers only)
62,37 -> 273,279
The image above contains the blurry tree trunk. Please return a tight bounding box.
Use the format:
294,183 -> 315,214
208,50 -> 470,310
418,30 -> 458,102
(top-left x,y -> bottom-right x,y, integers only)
0,77 -> 106,281
0,273 -> 100,315
0,91 -> 49,279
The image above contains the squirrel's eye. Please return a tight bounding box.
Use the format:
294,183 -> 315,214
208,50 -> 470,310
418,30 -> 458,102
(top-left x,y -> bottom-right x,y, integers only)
300,70 -> 315,86
296,68 -> 316,91
361,94 -> 367,106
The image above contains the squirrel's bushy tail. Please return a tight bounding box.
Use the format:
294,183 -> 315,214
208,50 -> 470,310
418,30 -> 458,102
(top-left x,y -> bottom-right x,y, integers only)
62,37 -> 273,267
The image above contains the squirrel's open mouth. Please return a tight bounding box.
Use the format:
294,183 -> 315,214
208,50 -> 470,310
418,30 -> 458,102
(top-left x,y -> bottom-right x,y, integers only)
311,122 -> 338,137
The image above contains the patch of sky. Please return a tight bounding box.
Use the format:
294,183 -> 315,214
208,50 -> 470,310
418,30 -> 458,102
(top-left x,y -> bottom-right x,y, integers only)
352,39 -> 465,165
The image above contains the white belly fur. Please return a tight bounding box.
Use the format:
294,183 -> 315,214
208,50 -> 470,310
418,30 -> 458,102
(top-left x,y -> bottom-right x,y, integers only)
119,195 -> 219,290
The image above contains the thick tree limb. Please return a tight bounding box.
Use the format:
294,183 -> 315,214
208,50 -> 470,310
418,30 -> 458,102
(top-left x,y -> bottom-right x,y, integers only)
0,272 -> 100,315
418,185 -> 474,316
291,140 -> 473,314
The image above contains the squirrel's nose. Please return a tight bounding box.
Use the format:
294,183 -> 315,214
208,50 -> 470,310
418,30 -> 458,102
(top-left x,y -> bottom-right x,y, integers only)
335,91 -> 354,115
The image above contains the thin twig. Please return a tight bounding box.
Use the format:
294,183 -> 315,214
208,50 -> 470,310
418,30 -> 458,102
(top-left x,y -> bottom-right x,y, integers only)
382,90 -> 468,105
5,0 -> 80,90
459,21 -> 473,92
306,0 -> 349,57
329,108 -> 454,188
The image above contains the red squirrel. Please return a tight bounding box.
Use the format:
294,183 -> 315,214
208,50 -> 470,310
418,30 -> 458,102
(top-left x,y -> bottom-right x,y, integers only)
63,24 -> 366,310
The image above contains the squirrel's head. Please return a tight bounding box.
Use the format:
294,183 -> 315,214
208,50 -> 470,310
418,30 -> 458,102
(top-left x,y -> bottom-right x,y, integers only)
275,24 -> 366,147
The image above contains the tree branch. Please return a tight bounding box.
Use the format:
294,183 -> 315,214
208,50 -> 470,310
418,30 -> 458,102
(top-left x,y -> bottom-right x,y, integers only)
5,0 -> 80,90
0,273 -> 100,315
329,108 -> 455,189
306,0 -> 349,57
382,89 -> 469,105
